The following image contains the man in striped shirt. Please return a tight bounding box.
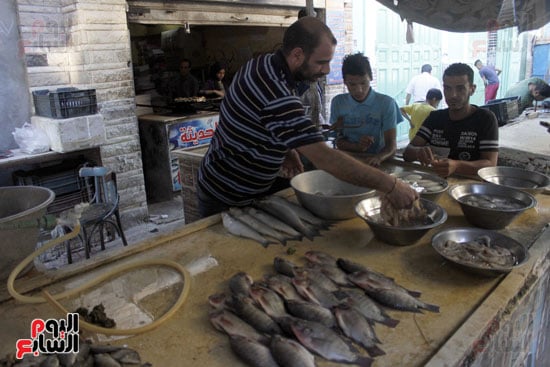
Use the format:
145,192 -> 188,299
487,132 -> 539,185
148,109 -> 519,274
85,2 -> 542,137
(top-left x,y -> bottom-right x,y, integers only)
197,16 -> 418,217
403,63 -> 499,177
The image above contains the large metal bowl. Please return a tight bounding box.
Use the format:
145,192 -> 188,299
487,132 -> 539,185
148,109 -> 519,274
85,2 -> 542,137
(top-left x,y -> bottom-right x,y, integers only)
448,183 -> 536,229
477,166 -> 550,195
355,197 -> 447,246
392,169 -> 449,201
432,227 -> 529,277
290,170 -> 375,220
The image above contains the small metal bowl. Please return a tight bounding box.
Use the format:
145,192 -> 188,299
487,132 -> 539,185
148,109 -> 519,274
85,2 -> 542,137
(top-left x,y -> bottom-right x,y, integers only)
431,227 -> 529,277
392,169 -> 449,201
477,166 -> 550,195
448,183 -> 536,229
290,170 -> 375,220
355,197 -> 448,246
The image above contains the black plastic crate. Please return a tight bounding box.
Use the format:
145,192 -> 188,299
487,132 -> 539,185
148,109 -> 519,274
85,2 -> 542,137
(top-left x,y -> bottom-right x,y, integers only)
32,87 -> 97,119
481,101 -> 508,127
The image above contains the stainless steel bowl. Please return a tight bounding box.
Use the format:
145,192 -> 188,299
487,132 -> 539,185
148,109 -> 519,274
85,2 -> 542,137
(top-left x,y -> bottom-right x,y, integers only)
448,183 -> 536,229
355,197 -> 447,246
431,227 -> 529,277
477,166 -> 550,195
290,170 -> 376,220
392,169 -> 449,201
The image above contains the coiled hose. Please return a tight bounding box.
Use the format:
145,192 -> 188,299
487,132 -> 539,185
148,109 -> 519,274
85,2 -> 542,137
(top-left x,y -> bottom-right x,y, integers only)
6,207 -> 191,336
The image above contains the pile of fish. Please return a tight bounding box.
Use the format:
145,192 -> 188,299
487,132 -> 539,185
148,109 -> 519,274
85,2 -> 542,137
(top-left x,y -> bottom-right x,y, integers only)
221,195 -> 332,247
435,235 -> 518,269
0,341 -> 150,367
208,251 -> 440,366
459,194 -> 525,210
395,172 -> 447,194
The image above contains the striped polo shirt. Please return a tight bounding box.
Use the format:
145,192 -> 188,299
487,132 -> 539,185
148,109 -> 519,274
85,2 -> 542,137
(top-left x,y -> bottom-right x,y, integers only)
198,50 -> 324,206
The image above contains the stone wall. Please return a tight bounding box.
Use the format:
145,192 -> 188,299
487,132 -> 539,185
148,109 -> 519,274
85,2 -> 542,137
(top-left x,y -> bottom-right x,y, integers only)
17,0 -> 148,227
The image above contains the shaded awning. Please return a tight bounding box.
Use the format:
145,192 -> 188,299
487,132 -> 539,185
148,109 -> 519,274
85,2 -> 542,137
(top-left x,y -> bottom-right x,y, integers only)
376,0 -> 550,33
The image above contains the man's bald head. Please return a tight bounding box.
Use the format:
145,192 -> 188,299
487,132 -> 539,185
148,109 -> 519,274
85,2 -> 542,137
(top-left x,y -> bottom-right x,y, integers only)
282,16 -> 337,57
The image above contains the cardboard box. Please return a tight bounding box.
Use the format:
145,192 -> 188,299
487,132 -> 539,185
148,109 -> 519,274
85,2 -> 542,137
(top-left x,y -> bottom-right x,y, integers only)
31,114 -> 105,153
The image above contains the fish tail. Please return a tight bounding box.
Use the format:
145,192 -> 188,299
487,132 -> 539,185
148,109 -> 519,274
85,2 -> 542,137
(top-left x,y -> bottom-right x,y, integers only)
422,303 -> 440,313
365,345 -> 386,358
355,355 -> 374,367
407,289 -> 422,297
380,317 -> 400,328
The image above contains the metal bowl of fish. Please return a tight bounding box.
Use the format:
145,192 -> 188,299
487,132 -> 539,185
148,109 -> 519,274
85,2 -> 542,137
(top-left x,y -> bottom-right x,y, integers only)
290,170 -> 376,220
448,183 -> 536,230
392,170 -> 448,201
355,197 -> 448,246
431,227 -> 529,277
477,166 -> 550,195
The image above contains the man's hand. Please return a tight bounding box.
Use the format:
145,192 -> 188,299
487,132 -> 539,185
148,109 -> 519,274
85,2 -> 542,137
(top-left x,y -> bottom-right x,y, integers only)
358,135 -> 375,152
431,158 -> 457,178
363,155 -> 382,167
385,179 -> 419,209
279,149 -> 304,178
416,146 -> 435,167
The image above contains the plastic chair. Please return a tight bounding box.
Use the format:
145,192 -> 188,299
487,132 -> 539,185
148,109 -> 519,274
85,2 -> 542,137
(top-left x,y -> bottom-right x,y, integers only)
66,166 -> 127,263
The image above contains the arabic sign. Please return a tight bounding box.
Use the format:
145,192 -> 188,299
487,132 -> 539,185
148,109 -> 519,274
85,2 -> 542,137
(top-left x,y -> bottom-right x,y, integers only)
16,314 -> 79,359
168,115 -> 218,149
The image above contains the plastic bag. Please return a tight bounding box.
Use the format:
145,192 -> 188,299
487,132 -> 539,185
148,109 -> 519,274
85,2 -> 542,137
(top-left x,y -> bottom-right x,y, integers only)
12,122 -> 50,154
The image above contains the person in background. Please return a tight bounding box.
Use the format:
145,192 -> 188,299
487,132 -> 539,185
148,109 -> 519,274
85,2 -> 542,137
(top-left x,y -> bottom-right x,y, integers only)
400,88 -> 443,141
168,58 -> 200,99
405,64 -> 442,105
403,63 -> 498,177
200,62 -> 226,98
474,59 -> 501,103
197,17 -> 418,217
330,52 -> 402,167
504,77 -> 550,113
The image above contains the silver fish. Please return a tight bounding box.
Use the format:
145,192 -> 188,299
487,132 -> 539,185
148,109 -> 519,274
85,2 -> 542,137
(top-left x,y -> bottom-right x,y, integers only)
209,309 -> 269,344
304,250 -> 338,266
249,283 -> 288,318
332,303 -> 385,358
285,299 -> 336,328
208,292 -> 230,310
367,287 -> 440,313
229,335 -> 279,367
40,355 -> 60,367
270,334 -> 317,367
229,207 -> 289,245
245,207 -> 303,239
267,195 -> 331,229
289,318 -> 373,367
343,288 -> 399,328
110,348 -> 141,364
348,270 -> 421,298
293,266 -> 339,292
255,198 -> 319,240
274,256 -> 298,277
228,271 -> 254,296
93,353 -> 121,367
221,211 -> 277,248
231,295 -> 283,335
291,276 -> 342,308
264,273 -> 303,301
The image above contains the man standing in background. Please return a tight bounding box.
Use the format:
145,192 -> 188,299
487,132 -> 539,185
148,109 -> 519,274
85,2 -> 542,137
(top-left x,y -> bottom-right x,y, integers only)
405,64 -> 442,105
474,59 -> 501,103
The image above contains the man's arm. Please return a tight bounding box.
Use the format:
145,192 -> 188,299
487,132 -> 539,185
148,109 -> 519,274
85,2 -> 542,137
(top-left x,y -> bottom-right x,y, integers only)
403,135 -> 432,165
296,141 -> 418,208
431,151 -> 498,177
363,128 -> 396,167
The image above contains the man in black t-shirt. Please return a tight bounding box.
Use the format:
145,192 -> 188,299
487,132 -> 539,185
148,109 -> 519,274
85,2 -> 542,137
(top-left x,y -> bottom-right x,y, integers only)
403,63 -> 498,178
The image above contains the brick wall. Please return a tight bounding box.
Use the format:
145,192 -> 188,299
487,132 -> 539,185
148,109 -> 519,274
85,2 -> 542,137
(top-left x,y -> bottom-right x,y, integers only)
17,0 -> 148,227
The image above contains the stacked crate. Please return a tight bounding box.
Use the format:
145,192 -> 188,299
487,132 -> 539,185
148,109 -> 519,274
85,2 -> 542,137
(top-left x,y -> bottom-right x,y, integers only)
172,145 -> 210,224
